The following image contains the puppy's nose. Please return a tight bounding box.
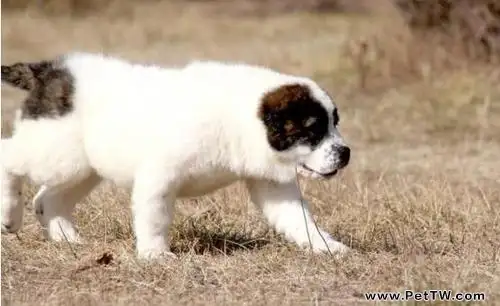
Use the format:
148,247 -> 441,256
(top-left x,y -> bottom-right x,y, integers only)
337,145 -> 350,168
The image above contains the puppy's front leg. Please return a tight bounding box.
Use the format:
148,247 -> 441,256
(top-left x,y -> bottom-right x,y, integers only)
245,179 -> 349,256
132,168 -> 177,261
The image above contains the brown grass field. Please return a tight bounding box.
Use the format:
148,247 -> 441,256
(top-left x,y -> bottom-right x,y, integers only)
1,1 -> 499,305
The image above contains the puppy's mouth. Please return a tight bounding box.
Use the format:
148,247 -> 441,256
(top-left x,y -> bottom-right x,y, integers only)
298,163 -> 338,179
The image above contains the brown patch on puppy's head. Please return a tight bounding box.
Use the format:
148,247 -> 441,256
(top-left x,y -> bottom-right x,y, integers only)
2,60 -> 74,119
258,84 -> 329,151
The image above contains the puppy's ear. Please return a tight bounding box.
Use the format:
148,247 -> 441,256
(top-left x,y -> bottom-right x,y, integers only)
258,84 -> 329,151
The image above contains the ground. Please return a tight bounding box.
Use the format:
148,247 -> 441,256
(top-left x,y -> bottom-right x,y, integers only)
1,2 -> 499,305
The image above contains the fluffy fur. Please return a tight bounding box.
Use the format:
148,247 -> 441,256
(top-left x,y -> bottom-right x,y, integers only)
1,52 -> 351,260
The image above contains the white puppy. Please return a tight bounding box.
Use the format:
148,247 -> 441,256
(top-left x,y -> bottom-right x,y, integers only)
1,52 -> 351,260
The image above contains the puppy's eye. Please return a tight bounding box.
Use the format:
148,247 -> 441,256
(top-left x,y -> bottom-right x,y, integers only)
303,117 -> 317,127
284,120 -> 296,132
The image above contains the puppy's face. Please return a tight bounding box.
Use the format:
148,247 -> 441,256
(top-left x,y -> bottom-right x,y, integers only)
259,83 -> 350,179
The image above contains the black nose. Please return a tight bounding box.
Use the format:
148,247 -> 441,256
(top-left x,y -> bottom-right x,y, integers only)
337,146 -> 350,168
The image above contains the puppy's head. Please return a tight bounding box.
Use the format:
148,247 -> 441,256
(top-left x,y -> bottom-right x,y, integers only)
258,82 -> 350,180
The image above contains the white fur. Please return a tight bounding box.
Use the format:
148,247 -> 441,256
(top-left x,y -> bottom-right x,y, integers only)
1,53 -> 350,260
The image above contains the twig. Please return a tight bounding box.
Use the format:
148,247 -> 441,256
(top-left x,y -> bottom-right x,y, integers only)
295,170 -> 333,257
58,221 -> 78,259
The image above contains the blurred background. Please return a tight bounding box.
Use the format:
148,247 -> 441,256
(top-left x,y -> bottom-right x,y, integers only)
2,1 -> 499,305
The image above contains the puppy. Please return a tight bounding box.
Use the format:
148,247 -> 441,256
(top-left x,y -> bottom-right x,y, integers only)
1,53 -> 351,260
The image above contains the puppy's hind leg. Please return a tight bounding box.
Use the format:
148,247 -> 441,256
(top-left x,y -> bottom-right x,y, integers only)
1,163 -> 23,233
33,172 -> 102,243
1,138 -> 24,234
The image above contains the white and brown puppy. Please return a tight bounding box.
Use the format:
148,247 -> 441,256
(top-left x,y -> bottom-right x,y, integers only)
1,53 -> 351,260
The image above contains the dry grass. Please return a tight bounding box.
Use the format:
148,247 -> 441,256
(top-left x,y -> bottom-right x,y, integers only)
393,0 -> 500,60
1,1 -> 500,305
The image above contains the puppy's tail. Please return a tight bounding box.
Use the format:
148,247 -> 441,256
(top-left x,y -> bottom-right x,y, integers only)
1,61 -> 53,91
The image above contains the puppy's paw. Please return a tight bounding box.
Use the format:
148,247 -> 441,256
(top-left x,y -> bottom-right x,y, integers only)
1,220 -> 22,234
304,230 -> 350,258
45,219 -> 84,244
137,248 -> 178,263
312,238 -> 350,258
1,199 -> 23,234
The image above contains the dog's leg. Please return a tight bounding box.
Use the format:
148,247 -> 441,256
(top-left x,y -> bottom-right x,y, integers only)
33,172 -> 101,243
1,171 -> 23,233
245,178 -> 349,256
131,167 -> 177,261
1,138 -> 24,233
1,143 -> 24,233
